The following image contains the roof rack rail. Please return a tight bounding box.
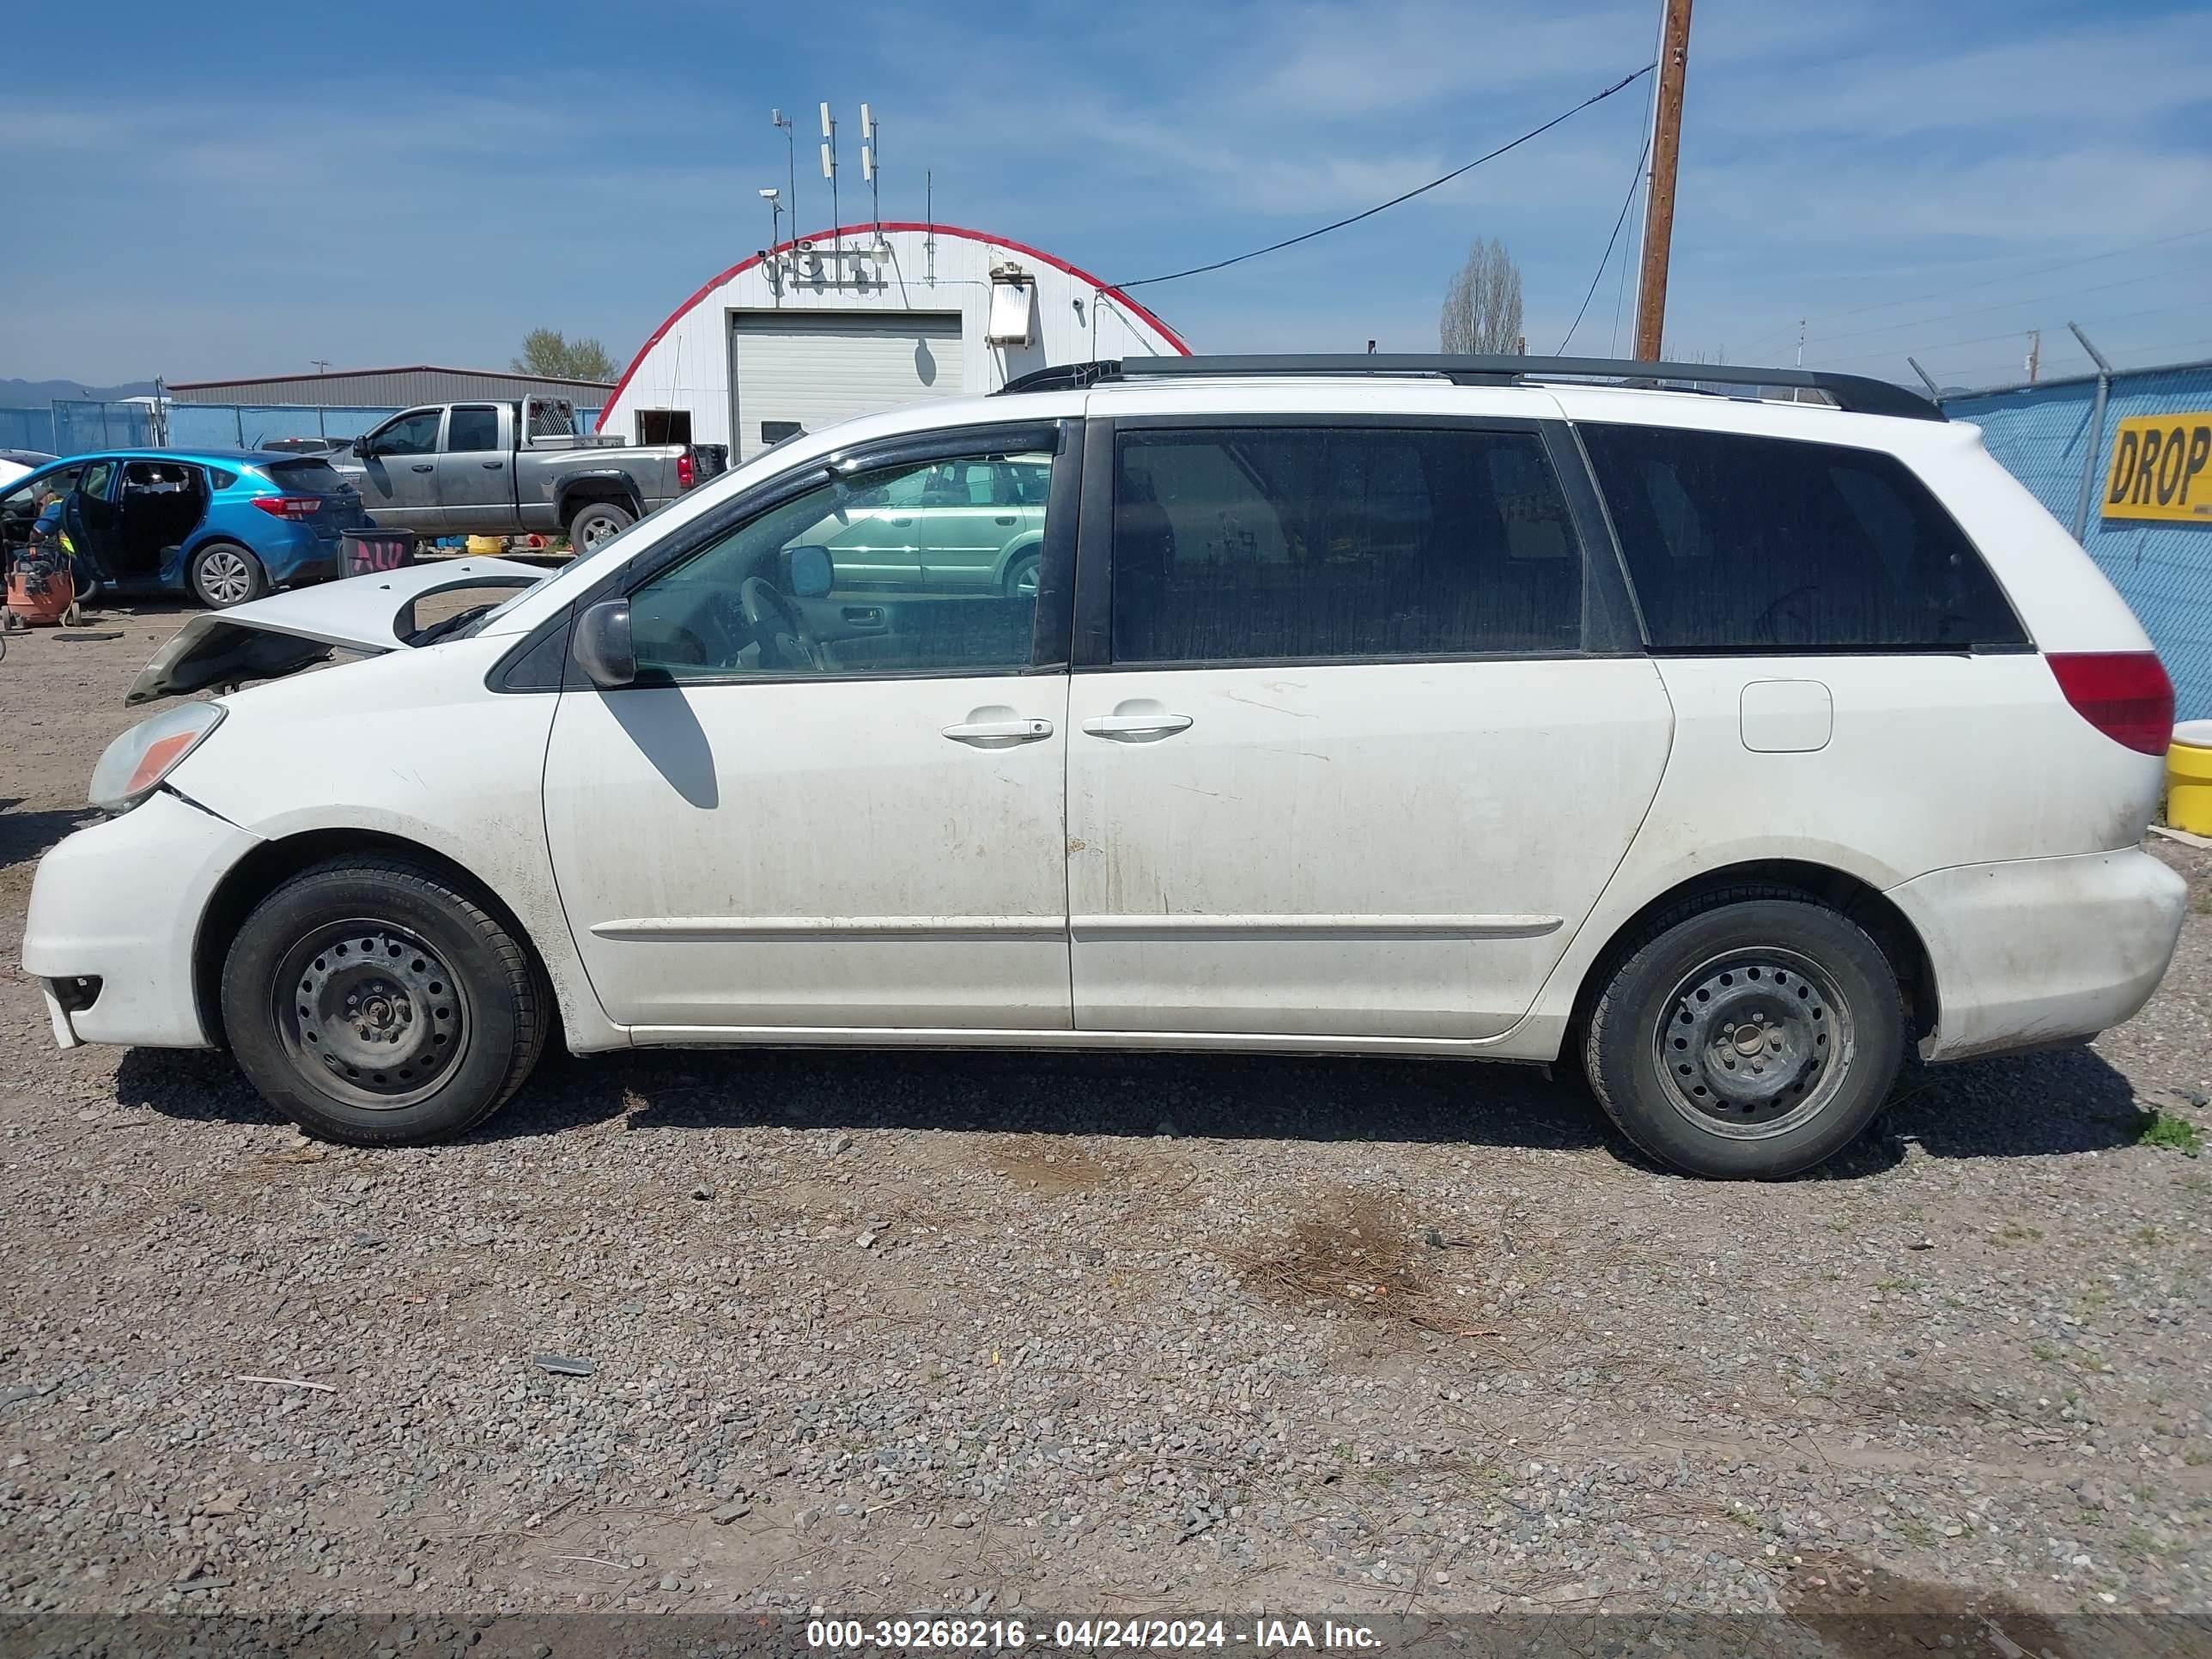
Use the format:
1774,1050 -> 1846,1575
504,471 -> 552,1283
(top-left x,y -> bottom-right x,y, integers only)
995,353 -> 1944,422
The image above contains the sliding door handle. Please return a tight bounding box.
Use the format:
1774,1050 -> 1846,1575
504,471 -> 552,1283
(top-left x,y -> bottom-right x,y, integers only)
1082,712 -> 1193,741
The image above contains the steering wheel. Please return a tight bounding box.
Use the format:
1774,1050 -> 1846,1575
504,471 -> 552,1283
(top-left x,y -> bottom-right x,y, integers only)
738,575 -> 820,671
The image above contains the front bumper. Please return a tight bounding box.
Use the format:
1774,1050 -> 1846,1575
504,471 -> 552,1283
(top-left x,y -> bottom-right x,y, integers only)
1890,847 -> 2188,1063
21,789 -> 263,1048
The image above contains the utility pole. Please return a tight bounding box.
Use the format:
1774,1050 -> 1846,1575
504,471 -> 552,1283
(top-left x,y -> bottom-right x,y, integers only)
1632,0 -> 1693,362
2025,329 -> 2041,386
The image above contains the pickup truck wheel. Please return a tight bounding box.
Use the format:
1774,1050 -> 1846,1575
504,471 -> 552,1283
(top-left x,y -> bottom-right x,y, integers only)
1581,895 -> 1904,1180
189,541 -> 267,609
221,857 -> 550,1146
566,501 -> 633,552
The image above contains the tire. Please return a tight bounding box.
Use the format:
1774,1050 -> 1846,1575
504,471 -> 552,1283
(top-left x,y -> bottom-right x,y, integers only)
220,857 -> 550,1146
565,501 -> 633,553
1002,550 -> 1042,600
189,541 -> 268,609
1582,893 -> 1904,1179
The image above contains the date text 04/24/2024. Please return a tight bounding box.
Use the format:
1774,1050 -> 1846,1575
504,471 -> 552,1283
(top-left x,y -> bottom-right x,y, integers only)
805,1619 -> 1383,1650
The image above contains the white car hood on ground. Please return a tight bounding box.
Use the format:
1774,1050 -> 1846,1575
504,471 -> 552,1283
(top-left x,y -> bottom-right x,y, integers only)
125,557 -> 547,705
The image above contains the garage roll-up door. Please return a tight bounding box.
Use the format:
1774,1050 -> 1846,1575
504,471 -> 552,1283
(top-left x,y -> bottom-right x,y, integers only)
730,311 -> 963,463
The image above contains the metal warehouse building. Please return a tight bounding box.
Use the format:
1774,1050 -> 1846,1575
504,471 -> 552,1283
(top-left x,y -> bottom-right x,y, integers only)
599,222 -> 1188,464
166,365 -> 614,406
1944,359 -> 2212,720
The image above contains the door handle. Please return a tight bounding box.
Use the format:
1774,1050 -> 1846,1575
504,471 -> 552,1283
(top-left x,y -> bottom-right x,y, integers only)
841,605 -> 884,626
481,460 -> 504,470
942,717 -> 1054,745
1082,713 -> 1194,741
890,517 -> 915,527
410,463 -> 434,473
994,514 -> 1017,526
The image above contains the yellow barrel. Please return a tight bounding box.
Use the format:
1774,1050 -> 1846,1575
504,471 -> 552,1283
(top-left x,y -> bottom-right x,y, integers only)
2171,720 -> 2212,835
464,534 -> 505,557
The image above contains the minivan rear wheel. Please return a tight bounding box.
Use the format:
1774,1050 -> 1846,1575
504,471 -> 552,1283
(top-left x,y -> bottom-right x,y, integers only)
1583,895 -> 1904,1179
221,857 -> 549,1146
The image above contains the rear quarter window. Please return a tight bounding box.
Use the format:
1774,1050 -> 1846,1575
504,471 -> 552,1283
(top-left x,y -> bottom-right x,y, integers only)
264,459 -> 347,494
1579,423 -> 2027,651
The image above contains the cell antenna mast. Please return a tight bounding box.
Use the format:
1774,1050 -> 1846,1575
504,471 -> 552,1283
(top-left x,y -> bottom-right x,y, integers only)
1633,0 -> 1693,361
771,107 -> 797,243
819,101 -> 839,249
860,102 -> 880,235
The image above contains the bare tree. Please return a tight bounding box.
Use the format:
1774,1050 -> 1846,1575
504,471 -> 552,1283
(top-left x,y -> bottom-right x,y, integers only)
1439,238 -> 1525,356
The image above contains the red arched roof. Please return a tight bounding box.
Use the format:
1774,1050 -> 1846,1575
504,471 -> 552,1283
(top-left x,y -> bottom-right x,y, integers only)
596,222 -> 1191,429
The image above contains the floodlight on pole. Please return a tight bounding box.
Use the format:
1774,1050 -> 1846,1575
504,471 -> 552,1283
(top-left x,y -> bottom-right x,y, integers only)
758,185 -> 782,256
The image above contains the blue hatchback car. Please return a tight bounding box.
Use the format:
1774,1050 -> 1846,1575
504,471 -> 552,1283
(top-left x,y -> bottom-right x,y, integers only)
0,447 -> 372,608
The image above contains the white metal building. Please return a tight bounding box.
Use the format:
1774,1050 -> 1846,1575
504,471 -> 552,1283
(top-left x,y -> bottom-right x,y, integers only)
598,222 -> 1188,462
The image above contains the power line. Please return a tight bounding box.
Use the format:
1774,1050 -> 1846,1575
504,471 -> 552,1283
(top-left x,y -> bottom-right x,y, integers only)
1740,222 -> 2212,349
1559,123 -> 1651,352
1804,258 -> 2212,349
1114,63 -> 1655,290
1820,300 -> 2210,367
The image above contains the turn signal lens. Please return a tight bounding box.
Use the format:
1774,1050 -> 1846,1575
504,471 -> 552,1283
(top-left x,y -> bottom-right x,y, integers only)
88,703 -> 226,812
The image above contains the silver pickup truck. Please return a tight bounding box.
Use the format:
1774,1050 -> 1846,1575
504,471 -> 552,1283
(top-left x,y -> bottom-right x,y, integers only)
334,398 -> 725,550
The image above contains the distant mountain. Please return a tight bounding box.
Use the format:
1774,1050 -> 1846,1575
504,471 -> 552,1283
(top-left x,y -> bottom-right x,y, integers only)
0,377 -> 161,404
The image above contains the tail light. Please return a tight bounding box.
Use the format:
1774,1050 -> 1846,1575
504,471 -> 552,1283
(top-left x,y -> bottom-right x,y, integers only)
2048,651 -> 2174,756
677,453 -> 696,489
251,495 -> 324,520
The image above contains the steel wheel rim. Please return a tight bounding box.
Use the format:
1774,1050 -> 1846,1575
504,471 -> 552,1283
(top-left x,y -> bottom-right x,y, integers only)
1012,559 -> 1039,599
271,920 -> 471,1109
199,550 -> 252,605
1651,946 -> 1854,1140
580,514 -> 615,549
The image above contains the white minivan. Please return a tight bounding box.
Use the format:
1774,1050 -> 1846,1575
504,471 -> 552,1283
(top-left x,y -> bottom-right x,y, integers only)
21,356 -> 2189,1178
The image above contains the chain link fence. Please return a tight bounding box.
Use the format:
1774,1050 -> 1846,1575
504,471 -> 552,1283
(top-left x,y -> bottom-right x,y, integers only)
1944,362 -> 2212,720
0,400 -> 605,459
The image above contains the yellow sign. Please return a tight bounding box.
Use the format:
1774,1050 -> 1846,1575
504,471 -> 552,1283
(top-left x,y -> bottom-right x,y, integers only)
2103,413 -> 2212,522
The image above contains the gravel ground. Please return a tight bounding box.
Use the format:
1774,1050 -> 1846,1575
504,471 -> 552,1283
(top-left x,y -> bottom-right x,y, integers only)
1,608 -> 2209,1648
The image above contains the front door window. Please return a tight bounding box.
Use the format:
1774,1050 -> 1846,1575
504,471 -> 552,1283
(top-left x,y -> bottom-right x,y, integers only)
626,446 -> 1055,680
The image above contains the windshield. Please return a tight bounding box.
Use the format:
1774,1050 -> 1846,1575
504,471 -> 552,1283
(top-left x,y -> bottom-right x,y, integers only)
447,490 -> 684,642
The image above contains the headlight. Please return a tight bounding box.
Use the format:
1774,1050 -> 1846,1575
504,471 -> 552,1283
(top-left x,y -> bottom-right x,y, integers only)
88,703 -> 226,813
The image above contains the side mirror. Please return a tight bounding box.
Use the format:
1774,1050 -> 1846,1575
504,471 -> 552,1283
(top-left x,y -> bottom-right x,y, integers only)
572,599 -> 635,689
782,544 -> 833,599
350,435 -> 371,459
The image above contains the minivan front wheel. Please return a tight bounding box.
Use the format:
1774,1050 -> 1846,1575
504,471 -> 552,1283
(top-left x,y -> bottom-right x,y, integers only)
1583,896 -> 1904,1179
222,857 -> 549,1146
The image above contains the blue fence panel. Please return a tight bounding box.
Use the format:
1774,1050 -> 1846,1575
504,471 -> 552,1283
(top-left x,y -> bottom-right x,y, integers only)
1948,364 -> 2212,721
52,400 -> 154,455
165,404 -> 246,449
0,407 -> 58,454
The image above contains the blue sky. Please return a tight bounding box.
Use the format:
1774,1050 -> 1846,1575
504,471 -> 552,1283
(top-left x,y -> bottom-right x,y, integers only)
5,0 -> 2209,392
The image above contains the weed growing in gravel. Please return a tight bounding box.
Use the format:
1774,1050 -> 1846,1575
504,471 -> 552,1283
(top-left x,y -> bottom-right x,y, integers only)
2135,1109 -> 2203,1157
2031,1341 -> 2063,1363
